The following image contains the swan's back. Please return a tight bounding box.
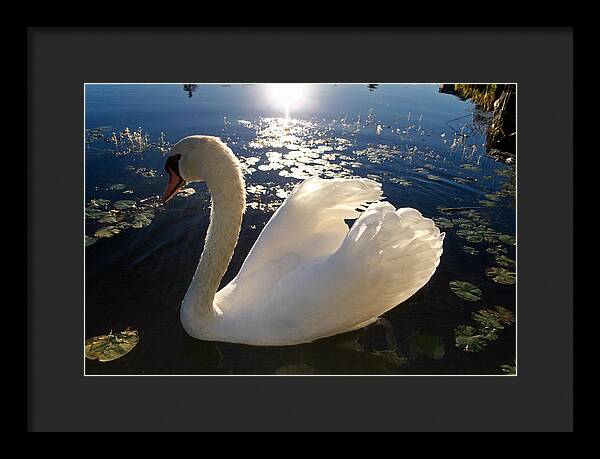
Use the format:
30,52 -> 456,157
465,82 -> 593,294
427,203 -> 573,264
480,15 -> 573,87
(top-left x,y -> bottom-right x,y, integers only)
210,177 -> 444,346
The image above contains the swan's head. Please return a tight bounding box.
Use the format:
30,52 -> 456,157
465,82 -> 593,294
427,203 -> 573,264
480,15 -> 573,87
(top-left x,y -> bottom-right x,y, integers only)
161,135 -> 233,203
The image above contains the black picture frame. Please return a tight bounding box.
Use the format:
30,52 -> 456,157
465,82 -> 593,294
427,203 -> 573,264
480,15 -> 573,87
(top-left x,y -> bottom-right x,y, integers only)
27,27 -> 573,432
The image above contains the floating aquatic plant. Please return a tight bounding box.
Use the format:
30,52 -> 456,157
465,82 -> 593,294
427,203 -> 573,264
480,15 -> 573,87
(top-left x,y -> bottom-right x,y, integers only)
463,246 -> 479,255
498,234 -> 516,245
114,200 -> 137,210
449,280 -> 482,301
85,207 -> 106,220
94,225 -> 122,238
98,209 -> 125,224
85,328 -> 139,362
495,255 -> 515,268
472,306 -> 514,331
485,267 -> 516,285
501,363 -> 516,374
85,235 -> 98,247
454,325 -> 496,352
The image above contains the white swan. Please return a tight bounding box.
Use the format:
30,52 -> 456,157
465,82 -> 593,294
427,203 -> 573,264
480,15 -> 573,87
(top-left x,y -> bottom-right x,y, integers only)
161,135 -> 444,346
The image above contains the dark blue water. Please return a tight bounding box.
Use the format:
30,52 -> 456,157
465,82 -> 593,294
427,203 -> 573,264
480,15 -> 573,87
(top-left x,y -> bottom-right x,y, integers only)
85,83 -> 516,375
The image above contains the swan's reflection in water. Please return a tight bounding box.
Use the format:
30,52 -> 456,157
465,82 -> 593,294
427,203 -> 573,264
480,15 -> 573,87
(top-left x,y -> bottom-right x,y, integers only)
184,320 -> 407,376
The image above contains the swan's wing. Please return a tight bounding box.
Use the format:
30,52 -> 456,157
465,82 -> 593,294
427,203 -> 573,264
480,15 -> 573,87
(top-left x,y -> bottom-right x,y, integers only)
253,202 -> 445,345
235,177 -> 383,282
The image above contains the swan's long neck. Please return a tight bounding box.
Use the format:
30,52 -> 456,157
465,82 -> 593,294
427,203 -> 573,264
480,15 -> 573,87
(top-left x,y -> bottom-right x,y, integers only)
182,152 -> 245,318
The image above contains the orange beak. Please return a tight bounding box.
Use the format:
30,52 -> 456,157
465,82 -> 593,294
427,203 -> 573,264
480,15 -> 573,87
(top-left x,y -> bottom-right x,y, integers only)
161,154 -> 185,203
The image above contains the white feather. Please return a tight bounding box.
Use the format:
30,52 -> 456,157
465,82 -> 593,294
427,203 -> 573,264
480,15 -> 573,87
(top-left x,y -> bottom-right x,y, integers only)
173,136 -> 444,346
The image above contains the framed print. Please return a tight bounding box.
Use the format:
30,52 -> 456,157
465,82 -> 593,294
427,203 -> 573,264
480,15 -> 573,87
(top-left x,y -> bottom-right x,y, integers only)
28,27 -> 573,432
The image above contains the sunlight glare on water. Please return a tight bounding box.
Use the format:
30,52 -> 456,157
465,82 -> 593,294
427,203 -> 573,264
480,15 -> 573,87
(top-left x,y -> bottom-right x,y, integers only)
268,84 -> 307,119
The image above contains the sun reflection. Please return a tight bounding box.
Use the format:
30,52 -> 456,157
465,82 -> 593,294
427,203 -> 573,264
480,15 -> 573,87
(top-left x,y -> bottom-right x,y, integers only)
268,84 -> 306,119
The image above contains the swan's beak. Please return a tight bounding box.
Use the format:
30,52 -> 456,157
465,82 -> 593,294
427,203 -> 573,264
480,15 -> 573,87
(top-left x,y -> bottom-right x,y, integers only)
161,154 -> 186,204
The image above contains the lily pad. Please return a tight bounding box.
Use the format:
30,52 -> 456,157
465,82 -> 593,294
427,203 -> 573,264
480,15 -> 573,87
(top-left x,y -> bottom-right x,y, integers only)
114,200 -> 137,210
109,183 -> 127,191
85,328 -> 139,362
486,245 -> 508,256
433,217 -> 454,229
98,209 -> 125,224
498,234 -> 516,245
494,305 -> 515,324
485,267 -> 516,285
466,234 -> 483,243
501,363 -> 516,375
454,325 -> 496,352
85,207 -> 106,220
94,226 -> 121,238
478,200 -> 496,207
495,255 -> 516,268
85,235 -> 98,247
407,334 -> 445,360
472,309 -> 507,331
426,174 -> 441,181
449,280 -> 482,301
89,198 -> 111,207
463,246 -> 479,255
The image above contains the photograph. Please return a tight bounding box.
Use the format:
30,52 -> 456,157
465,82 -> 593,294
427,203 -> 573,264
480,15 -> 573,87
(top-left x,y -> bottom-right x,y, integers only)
84,82 -> 517,376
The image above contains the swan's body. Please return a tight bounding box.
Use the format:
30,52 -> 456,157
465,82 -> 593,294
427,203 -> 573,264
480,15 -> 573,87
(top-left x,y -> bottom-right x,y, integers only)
164,136 -> 444,346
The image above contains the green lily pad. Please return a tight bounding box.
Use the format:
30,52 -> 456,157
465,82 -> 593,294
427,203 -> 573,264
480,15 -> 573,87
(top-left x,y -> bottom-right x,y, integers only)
85,328 -> 139,362
493,305 -> 515,323
85,235 -> 98,247
275,363 -> 316,375
463,246 -> 479,255
486,245 -> 508,255
98,209 -> 125,224
433,217 -> 454,229
426,174 -> 441,181
449,280 -> 482,301
407,334 -> 446,360
454,325 -> 496,352
484,193 -> 500,201
466,234 -> 483,243
485,267 -> 516,285
472,309 -> 507,331
501,363 -> 516,375
498,234 -> 516,245
109,183 -> 127,190
114,200 -> 137,210
85,207 -> 106,220
479,200 -> 496,207
89,198 -> 111,207
456,228 -> 477,239
495,255 -> 516,268
94,226 -> 121,238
